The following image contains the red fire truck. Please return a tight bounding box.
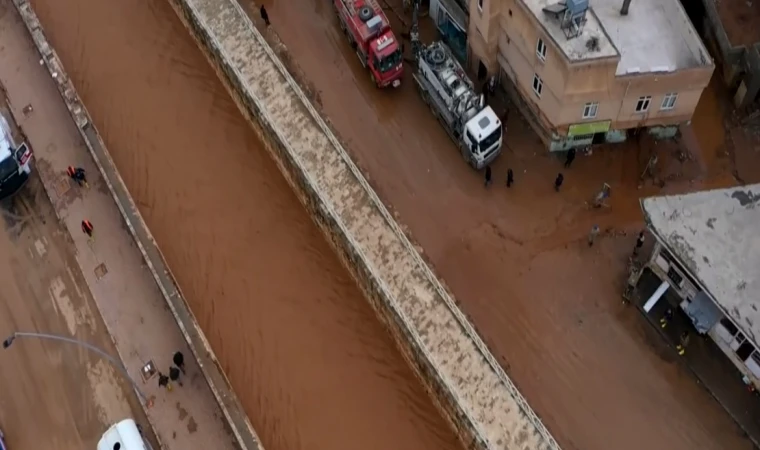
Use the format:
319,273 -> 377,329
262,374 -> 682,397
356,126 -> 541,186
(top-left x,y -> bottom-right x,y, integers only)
333,0 -> 404,88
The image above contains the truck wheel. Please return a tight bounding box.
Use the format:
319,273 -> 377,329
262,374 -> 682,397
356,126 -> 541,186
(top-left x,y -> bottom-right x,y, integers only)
460,146 -> 469,162
370,72 -> 378,88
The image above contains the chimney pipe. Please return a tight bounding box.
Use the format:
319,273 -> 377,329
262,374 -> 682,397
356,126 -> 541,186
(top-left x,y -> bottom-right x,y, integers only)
620,0 -> 632,15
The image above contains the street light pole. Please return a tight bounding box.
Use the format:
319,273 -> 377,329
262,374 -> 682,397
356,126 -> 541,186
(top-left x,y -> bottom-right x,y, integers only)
3,331 -> 150,407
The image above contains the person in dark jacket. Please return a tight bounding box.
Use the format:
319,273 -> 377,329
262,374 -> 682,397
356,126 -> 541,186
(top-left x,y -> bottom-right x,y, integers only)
554,173 -> 564,192
67,166 -> 88,187
260,5 -> 270,26
564,147 -> 576,168
173,351 -> 186,374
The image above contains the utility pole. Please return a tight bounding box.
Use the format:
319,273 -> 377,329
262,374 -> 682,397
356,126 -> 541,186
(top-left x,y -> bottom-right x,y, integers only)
3,331 -> 152,407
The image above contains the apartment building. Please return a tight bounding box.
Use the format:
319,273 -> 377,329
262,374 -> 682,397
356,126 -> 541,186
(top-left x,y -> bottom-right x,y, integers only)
467,0 -> 715,151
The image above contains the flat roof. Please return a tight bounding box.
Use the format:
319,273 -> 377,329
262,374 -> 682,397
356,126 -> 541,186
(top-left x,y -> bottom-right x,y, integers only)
525,0 -> 711,74
641,185 -> 760,343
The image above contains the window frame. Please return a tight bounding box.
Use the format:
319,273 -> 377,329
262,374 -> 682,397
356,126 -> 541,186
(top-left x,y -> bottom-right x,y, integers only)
582,102 -> 598,120
532,74 -> 543,98
635,96 -> 652,113
661,93 -> 678,110
536,38 -> 547,62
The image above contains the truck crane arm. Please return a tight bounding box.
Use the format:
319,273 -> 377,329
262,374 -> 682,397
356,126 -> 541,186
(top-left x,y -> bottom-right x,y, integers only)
409,0 -> 423,61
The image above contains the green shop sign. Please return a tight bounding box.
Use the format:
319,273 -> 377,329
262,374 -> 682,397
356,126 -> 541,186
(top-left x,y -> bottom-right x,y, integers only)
568,120 -> 611,137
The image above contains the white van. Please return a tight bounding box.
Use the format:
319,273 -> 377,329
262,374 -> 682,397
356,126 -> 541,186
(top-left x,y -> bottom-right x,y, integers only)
97,419 -> 148,450
0,113 -> 32,200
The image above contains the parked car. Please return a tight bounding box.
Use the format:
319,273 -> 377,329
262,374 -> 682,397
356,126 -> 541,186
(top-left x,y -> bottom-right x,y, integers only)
0,426 -> 7,450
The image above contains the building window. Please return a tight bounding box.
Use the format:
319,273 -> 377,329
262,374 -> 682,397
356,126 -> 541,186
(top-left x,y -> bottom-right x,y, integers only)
536,38 -> 547,61
532,74 -> 543,98
661,93 -> 678,110
478,0 -> 484,12
635,96 -> 651,113
720,317 -> 739,337
582,102 -> 598,119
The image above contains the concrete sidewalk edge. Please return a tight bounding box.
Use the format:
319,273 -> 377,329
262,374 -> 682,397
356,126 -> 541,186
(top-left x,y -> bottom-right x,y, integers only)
10,1 -> 263,449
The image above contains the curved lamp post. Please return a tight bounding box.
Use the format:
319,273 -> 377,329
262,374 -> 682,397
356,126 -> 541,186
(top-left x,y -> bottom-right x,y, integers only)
3,331 -> 151,407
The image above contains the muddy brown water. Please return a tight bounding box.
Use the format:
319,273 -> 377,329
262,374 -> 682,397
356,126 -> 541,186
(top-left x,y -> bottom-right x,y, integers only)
25,0 -> 462,448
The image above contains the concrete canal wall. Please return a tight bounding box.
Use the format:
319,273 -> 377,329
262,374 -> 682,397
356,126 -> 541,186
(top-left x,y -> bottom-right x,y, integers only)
166,0 -> 560,449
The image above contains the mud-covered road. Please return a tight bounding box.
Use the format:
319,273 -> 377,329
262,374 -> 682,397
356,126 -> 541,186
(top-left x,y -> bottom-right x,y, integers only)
239,0 -> 751,449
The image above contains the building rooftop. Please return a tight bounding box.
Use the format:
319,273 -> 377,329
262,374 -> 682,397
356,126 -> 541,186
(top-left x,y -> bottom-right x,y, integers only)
524,0 -> 711,74
641,185 -> 760,344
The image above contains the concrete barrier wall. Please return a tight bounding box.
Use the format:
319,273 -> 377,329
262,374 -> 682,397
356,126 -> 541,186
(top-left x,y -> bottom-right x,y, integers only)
166,0 -> 560,449
699,0 -> 760,106
10,1 -> 263,449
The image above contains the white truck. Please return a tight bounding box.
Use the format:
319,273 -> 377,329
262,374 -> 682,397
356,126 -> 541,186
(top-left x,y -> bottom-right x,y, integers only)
0,110 -> 32,200
97,419 -> 150,450
410,3 -> 502,170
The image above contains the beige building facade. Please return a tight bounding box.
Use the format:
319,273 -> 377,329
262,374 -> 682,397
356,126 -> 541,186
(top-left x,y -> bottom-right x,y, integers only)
467,0 -> 715,151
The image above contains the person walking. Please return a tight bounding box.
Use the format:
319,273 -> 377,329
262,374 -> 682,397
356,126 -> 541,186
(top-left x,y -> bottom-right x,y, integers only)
173,351 -> 186,374
633,231 -> 645,256
158,372 -> 172,391
260,5 -> 270,26
67,166 -> 88,187
81,219 -> 94,241
554,173 -> 564,192
484,165 -> 492,187
169,366 -> 182,387
588,224 -> 600,247
506,168 -> 514,188
660,308 -> 674,329
677,331 -> 690,356
564,147 -> 576,168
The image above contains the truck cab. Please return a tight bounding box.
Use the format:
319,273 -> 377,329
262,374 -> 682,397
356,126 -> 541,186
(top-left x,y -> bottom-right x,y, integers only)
462,107 -> 502,170
368,32 -> 403,88
0,113 -> 32,201
334,0 -> 403,88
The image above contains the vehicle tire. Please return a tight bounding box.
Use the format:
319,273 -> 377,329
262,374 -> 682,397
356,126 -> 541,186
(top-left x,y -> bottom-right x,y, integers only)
370,73 -> 378,88
460,146 -> 469,163
358,6 -> 373,22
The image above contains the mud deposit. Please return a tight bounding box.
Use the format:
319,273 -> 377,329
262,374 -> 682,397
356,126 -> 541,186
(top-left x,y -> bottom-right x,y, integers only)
25,0 -> 462,448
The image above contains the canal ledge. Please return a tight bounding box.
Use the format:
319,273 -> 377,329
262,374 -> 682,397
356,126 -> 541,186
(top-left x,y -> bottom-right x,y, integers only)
10,1 -> 263,449
166,0 -> 561,449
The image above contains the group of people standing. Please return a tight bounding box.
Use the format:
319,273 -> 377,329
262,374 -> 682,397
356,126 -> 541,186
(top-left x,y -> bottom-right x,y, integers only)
482,146 -> 578,191
158,351 -> 187,391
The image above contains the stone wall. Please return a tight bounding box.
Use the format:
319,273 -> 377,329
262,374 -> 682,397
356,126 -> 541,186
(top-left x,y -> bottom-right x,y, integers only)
700,0 -> 760,107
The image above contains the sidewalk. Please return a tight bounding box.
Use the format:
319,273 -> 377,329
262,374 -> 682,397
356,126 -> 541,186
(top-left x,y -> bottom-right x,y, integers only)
0,1 -> 247,448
